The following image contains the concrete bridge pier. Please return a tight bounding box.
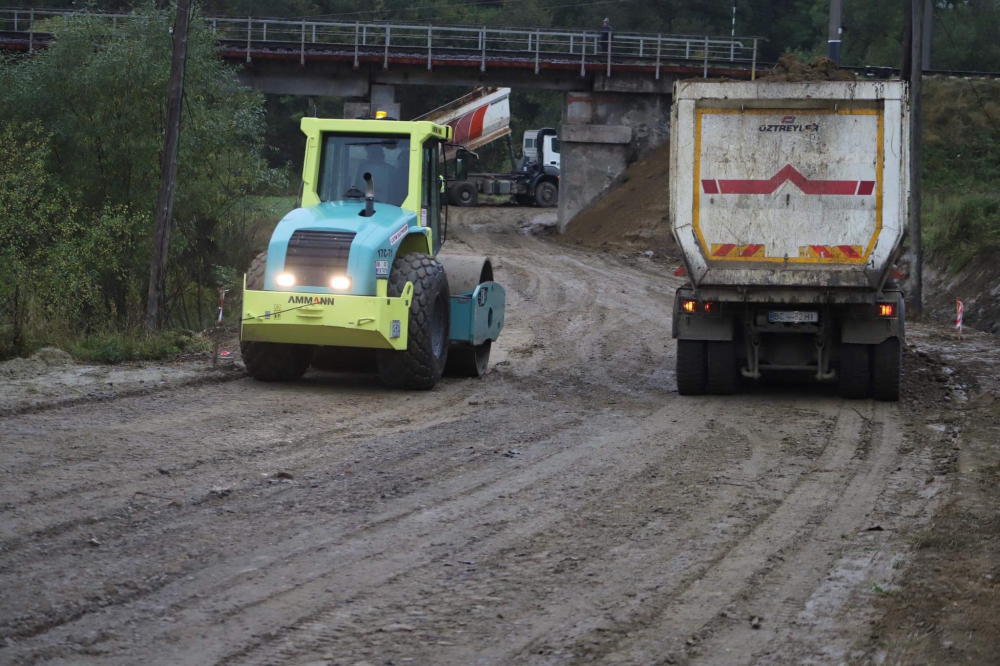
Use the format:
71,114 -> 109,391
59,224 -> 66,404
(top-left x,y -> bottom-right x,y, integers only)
557,75 -> 672,233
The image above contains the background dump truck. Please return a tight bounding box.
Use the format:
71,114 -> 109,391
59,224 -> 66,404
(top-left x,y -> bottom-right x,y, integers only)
240,116 -> 505,390
418,87 -> 560,208
670,80 -> 909,401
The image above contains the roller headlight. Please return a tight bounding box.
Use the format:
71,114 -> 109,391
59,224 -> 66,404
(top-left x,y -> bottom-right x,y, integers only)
275,272 -> 296,288
331,276 -> 351,291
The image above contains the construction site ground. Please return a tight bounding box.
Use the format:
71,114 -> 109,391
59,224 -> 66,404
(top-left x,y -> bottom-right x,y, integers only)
2,207 -> 999,666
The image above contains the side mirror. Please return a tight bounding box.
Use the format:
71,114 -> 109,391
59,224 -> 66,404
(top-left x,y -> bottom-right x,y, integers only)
455,148 -> 469,181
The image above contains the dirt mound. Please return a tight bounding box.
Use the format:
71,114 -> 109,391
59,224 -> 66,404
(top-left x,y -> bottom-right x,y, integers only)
924,256 -> 1000,334
558,142 -> 676,257
760,55 -> 856,82
0,347 -> 75,380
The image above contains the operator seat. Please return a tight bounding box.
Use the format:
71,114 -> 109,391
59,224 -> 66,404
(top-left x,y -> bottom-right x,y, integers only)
354,145 -> 406,206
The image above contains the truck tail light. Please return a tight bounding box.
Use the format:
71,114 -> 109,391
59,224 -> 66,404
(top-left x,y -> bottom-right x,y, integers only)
673,265 -> 687,277
682,299 -> 697,313
703,301 -> 716,313
878,303 -> 895,317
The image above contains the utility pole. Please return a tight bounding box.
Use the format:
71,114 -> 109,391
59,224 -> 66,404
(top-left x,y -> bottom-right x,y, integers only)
145,0 -> 192,333
908,0 -> 924,317
828,0 -> 842,64
922,0 -> 933,70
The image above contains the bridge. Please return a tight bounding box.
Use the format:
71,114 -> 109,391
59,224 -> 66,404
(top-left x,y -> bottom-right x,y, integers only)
0,7 -> 760,229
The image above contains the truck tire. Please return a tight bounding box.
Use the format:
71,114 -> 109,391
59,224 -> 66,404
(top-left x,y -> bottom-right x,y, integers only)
870,337 -> 901,402
707,341 -> 740,395
240,251 -> 315,381
838,343 -> 870,399
446,341 -> 491,378
534,181 -> 558,207
377,253 -> 450,390
451,182 -> 478,207
676,339 -> 707,396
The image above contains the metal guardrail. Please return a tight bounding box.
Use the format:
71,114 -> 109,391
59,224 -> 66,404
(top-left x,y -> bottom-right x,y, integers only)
0,7 -> 762,78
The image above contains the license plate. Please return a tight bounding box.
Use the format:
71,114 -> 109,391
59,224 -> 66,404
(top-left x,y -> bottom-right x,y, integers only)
769,310 -> 818,324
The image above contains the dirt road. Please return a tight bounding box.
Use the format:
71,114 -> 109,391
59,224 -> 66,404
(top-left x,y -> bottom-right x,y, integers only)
0,209 -> 982,665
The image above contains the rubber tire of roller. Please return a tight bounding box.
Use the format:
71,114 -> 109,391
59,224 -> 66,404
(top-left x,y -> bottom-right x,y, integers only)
445,340 -> 491,378
376,253 -> 450,390
707,340 -> 740,395
534,181 -> 558,208
676,339 -> 708,396
838,343 -> 871,399
451,182 -> 478,207
240,251 -> 315,382
870,337 -> 901,402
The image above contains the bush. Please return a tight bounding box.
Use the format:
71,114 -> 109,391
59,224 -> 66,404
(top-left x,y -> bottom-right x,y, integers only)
923,193 -> 1000,271
65,331 -> 208,365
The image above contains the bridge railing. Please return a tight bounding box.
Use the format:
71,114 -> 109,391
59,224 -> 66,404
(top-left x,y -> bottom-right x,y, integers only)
0,8 -> 761,76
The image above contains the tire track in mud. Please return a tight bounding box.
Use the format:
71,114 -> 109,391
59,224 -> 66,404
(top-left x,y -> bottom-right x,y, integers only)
213,399 -> 724,666
0,212 -> 941,666
0,393 -> 574,645
0,381 -> 473,552
584,402 -> 896,666
214,400 -> 838,666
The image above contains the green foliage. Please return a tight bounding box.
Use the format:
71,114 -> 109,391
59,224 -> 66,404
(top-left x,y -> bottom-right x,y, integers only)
0,3 -> 280,359
921,78 -> 1000,269
66,330 -> 209,364
923,193 -> 1000,271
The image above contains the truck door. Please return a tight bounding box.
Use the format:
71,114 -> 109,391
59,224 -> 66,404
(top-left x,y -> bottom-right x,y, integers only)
543,135 -> 561,171
422,140 -> 443,254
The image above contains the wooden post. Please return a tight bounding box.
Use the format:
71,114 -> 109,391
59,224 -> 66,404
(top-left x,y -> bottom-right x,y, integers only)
145,0 -> 191,333
908,0 -> 924,318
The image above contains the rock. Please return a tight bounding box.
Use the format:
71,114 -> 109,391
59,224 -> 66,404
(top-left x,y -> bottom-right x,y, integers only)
751,616 -> 762,629
942,641 -> 953,650
88,537 -> 101,547
158,468 -> 171,475
643,250 -> 655,258
275,471 -> 294,480
210,486 -> 232,498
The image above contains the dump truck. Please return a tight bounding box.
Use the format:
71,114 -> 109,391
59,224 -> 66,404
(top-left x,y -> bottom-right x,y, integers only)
240,115 -> 505,390
417,87 -> 560,208
670,80 -> 908,401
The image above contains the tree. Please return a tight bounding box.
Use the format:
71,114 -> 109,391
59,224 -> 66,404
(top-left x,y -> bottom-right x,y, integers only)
0,3 -> 279,331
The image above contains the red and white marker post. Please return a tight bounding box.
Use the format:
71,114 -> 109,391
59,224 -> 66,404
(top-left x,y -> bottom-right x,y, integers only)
213,288 -> 228,367
956,300 -> 964,340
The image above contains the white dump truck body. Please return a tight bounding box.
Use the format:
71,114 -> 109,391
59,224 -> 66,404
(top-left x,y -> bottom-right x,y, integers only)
418,87 -> 512,153
670,80 -> 909,291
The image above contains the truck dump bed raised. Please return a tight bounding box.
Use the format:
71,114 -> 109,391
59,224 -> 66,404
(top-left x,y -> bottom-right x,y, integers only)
670,80 -> 909,291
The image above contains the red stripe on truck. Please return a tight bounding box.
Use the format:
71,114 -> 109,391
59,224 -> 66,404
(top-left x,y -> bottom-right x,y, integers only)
706,165 -> 868,196
469,106 -> 489,141
713,244 -> 736,257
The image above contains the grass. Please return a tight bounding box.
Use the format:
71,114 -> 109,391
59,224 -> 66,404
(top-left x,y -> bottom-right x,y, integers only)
64,331 -> 211,364
921,78 -> 1000,269
1,329 -> 210,365
923,192 -> 1000,271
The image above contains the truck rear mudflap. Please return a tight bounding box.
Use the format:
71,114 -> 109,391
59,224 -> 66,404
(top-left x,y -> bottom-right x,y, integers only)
241,282 -> 414,351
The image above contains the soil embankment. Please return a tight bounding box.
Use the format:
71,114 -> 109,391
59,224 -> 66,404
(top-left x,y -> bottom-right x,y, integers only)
557,141 -> 676,258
